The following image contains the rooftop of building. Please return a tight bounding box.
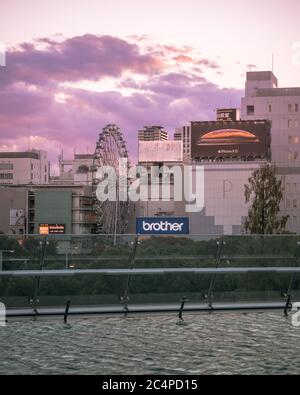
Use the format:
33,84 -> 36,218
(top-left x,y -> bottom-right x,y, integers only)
74,154 -> 94,160
255,87 -> 300,97
0,151 -> 40,160
191,119 -> 271,125
139,126 -> 166,131
246,71 -> 278,85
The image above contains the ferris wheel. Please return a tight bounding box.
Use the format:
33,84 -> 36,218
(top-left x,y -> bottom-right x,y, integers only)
93,124 -> 130,238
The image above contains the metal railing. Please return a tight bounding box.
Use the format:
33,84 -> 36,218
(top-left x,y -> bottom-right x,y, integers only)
0,234 -> 300,318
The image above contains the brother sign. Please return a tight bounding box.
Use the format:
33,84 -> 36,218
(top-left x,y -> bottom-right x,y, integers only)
136,217 -> 189,235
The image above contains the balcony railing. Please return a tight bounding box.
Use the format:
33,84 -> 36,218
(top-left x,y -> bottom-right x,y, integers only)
0,234 -> 300,318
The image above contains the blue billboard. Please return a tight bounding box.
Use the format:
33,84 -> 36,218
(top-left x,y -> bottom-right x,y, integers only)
136,217 -> 189,235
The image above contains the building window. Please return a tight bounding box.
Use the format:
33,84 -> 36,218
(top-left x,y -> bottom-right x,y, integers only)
286,199 -> 291,208
288,120 -> 293,128
293,200 -> 298,209
0,173 -> 13,179
0,163 -> 13,170
247,105 -> 255,116
288,151 -> 298,161
268,104 -> 272,112
293,216 -> 298,225
289,136 -> 299,144
295,120 -> 299,128
288,104 -> 293,112
296,104 -> 299,113
286,183 -> 290,192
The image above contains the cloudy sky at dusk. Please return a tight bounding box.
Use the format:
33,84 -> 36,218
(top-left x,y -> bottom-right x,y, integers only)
1,0 -> 300,170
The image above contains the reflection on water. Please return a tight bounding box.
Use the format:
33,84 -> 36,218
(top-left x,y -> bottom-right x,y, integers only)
0,312 -> 300,375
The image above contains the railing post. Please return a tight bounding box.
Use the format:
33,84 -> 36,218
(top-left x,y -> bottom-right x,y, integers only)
32,237 -> 48,315
205,236 -> 225,309
178,296 -> 187,321
122,235 -> 139,312
64,300 -> 71,324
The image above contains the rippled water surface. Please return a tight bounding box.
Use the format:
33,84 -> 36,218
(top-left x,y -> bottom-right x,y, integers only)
1,312 -> 300,375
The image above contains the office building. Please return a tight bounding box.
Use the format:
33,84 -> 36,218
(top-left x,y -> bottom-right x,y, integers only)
0,149 -> 49,185
242,71 -> 300,232
174,125 -> 191,159
138,126 -> 168,141
51,152 -> 94,186
0,184 -> 96,236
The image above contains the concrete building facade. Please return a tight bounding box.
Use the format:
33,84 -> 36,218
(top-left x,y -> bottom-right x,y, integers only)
0,184 -> 96,236
0,150 -> 49,185
138,126 -> 168,141
242,71 -> 300,233
53,152 -> 94,186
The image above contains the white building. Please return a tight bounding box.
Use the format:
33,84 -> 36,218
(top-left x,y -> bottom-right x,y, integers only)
0,149 -> 49,185
51,152 -> 94,186
242,71 -> 300,233
174,125 -> 191,159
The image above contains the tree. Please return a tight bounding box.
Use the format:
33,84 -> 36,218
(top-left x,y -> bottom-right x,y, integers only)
244,163 -> 289,234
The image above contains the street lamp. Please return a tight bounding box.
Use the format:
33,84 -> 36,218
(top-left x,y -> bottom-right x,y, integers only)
0,250 -> 15,271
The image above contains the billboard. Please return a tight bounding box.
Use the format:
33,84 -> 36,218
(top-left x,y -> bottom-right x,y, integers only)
191,120 -> 271,160
139,141 -> 183,163
216,108 -> 240,122
39,224 -> 66,235
136,217 -> 189,235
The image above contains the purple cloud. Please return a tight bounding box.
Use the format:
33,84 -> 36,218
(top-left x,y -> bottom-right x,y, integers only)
0,34 -> 164,87
0,34 -> 242,168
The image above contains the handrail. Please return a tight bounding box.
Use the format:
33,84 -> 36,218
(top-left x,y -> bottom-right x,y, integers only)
2,267 -> 300,277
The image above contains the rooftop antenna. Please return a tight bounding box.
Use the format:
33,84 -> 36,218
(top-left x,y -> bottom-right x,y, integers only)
272,53 -> 274,74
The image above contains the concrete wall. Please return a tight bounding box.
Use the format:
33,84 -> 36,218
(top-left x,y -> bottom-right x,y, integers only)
0,187 -> 27,234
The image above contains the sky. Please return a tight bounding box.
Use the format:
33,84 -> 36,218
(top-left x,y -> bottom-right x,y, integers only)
0,0 -> 300,170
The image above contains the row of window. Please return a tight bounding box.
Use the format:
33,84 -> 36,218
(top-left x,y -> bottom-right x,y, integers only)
286,199 -> 300,209
247,104 -> 299,116
0,173 -> 13,179
0,163 -> 13,170
289,216 -> 299,226
286,183 -> 298,192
